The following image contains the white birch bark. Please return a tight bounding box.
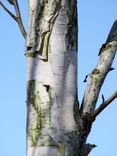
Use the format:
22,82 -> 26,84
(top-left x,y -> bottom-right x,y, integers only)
80,19 -> 117,115
26,0 -> 79,156
26,1 -> 117,156
0,0 -> 117,155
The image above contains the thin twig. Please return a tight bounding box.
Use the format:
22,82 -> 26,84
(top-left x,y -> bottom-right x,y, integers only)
102,94 -> 105,103
13,0 -> 27,39
83,74 -> 89,83
93,91 -> 117,118
0,1 -> 17,22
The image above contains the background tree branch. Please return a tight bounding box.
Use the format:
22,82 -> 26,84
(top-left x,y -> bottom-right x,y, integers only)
80,18 -> 117,115
13,0 -> 26,39
0,1 -> 17,21
93,90 -> 117,118
0,0 -> 26,39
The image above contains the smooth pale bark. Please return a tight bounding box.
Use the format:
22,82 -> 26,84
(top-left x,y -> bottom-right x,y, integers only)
0,0 -> 117,155
26,1 -> 117,156
80,19 -> 117,115
26,0 -> 79,156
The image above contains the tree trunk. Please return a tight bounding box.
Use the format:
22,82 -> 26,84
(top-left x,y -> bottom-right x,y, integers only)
26,0 -> 82,156
0,0 -> 117,155
25,0 -> 117,156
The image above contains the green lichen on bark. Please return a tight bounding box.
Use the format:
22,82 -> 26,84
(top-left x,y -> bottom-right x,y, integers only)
27,80 -> 56,146
58,145 -> 65,156
27,80 -> 42,146
26,52 -> 37,58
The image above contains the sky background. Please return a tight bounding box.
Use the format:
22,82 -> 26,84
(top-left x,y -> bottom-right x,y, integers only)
0,0 -> 117,156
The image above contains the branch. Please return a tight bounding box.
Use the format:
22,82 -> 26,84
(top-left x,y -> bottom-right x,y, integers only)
0,0 -> 26,39
83,74 -> 89,83
102,94 -> 105,103
80,143 -> 97,156
93,90 -> 117,118
13,0 -> 27,39
80,18 -> 117,115
0,1 -> 17,22
106,17 -> 117,43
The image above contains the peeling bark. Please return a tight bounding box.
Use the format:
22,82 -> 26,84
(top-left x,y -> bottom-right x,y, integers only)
26,1 -> 117,156
26,0 -> 62,60
1,0 -> 117,155
26,0 -> 79,156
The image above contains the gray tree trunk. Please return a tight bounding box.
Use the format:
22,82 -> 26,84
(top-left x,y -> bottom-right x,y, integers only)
26,0 -> 80,156
26,1 -> 117,156
0,0 -> 116,156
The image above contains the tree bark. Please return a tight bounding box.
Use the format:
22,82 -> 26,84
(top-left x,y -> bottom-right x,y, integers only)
26,0 -> 80,156
26,1 -> 117,156
0,0 -> 117,155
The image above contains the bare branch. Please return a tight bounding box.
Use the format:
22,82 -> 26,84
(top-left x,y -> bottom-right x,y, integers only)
80,143 -> 97,156
0,1 -> 17,22
83,74 -> 89,83
102,94 -> 105,103
13,0 -> 27,39
93,91 -> 117,118
0,0 -> 26,39
109,67 -> 115,71
106,17 -> 117,43
80,18 -> 117,115
7,0 -> 14,5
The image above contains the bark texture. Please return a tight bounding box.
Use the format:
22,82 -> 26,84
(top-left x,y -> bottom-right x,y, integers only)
80,19 -> 117,115
26,0 -> 79,156
26,1 -> 117,156
0,0 -> 117,155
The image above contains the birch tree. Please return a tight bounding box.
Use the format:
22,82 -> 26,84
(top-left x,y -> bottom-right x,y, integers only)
0,0 -> 117,156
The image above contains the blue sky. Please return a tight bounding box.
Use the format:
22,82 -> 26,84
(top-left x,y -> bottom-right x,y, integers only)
0,1 -> 117,156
